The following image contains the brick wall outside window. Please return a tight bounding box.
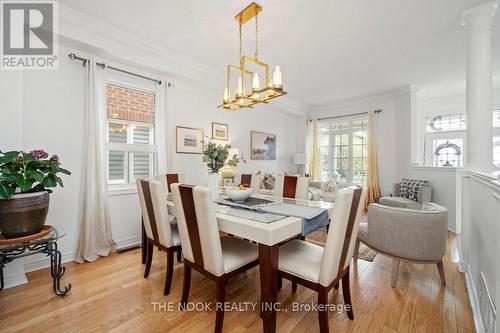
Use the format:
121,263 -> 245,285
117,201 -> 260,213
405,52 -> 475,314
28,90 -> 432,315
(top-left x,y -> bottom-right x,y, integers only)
106,84 -> 155,124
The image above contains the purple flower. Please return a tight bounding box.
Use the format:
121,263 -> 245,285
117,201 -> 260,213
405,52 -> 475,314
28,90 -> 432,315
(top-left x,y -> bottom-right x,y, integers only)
50,154 -> 59,162
30,149 -> 49,160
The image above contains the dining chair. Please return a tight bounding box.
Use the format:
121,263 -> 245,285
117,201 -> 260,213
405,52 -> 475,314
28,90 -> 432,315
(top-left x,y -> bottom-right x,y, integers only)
157,173 -> 186,193
170,183 -> 259,333
136,179 -> 182,295
273,175 -> 310,200
277,186 -> 366,332
239,173 -> 262,192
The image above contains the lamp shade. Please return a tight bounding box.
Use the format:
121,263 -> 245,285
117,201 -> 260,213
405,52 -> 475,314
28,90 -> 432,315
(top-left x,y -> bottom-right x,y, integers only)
294,152 -> 307,165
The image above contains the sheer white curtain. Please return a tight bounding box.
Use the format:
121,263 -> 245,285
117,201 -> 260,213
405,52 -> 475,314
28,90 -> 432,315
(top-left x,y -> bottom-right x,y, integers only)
155,82 -> 171,173
306,117 -> 321,181
75,58 -> 116,263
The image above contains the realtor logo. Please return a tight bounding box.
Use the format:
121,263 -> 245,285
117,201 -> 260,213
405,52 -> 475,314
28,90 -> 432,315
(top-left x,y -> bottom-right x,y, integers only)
1,0 -> 58,70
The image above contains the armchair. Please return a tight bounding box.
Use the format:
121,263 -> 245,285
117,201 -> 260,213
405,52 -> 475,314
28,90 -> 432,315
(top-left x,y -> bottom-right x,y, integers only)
356,203 -> 448,287
379,180 -> 432,209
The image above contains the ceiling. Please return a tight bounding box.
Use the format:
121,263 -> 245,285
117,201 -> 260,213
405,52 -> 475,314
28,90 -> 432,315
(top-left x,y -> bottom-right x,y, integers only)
60,0 -> 499,106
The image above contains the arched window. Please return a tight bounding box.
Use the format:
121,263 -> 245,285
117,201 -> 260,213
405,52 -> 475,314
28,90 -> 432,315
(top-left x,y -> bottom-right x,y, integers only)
434,140 -> 462,167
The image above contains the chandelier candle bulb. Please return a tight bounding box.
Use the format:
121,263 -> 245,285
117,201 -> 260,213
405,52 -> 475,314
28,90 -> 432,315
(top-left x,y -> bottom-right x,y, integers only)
252,73 -> 260,92
268,79 -> 275,96
272,66 -> 283,89
223,88 -> 229,103
236,77 -> 243,98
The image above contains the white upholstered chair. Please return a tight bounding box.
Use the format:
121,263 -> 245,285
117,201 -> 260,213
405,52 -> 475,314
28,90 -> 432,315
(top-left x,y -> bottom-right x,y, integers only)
171,183 -> 259,333
277,186 -> 366,332
136,179 -> 181,295
157,173 -> 186,193
273,175 -> 310,200
239,173 -> 262,193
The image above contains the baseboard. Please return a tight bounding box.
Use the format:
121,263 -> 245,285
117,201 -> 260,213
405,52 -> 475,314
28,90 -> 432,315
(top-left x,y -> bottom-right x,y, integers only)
24,250 -> 76,273
3,235 -> 141,290
115,235 -> 141,250
3,270 -> 28,289
464,266 -> 486,333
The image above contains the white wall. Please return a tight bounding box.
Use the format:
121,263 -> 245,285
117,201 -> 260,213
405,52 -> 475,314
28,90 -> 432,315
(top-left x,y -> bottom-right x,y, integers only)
457,172 -> 499,332
0,39 -> 299,284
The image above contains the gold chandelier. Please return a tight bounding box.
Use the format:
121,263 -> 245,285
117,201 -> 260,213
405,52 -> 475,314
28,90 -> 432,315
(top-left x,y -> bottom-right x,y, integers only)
218,2 -> 287,110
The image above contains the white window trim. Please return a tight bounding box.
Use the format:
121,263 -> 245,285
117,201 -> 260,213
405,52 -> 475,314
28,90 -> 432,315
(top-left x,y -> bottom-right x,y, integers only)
319,116 -> 368,185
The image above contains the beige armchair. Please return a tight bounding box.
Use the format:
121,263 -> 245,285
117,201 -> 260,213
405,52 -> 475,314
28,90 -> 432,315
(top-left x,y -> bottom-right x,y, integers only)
356,203 -> 448,287
379,182 -> 432,209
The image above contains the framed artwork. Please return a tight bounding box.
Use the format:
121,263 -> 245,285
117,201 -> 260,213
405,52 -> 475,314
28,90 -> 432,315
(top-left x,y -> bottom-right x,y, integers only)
176,126 -> 204,154
250,131 -> 276,160
212,122 -> 228,141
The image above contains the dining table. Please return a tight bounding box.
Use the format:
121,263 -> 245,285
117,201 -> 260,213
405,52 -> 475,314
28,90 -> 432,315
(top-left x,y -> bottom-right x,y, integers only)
141,192 -> 334,333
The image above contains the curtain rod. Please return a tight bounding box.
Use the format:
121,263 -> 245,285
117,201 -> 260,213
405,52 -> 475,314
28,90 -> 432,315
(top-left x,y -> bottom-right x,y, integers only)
318,109 -> 382,121
68,53 -> 167,86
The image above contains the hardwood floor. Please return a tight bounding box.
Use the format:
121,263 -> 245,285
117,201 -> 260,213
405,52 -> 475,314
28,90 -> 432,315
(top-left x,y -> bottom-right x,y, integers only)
0,231 -> 474,333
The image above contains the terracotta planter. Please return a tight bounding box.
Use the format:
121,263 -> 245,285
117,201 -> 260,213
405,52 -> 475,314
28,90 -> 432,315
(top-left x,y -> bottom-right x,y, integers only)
0,191 -> 49,238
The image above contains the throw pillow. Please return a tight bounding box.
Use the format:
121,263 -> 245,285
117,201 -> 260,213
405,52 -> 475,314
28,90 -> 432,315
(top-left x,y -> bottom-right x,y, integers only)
399,178 -> 429,201
256,171 -> 275,190
321,180 -> 337,193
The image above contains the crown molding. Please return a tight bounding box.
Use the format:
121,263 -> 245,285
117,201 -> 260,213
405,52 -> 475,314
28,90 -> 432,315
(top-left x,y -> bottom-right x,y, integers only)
307,90 -> 396,114
460,1 -> 498,26
58,4 -> 307,116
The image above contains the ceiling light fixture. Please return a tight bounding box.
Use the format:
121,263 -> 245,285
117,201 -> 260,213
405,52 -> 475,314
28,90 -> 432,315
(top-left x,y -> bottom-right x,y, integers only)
218,2 -> 287,110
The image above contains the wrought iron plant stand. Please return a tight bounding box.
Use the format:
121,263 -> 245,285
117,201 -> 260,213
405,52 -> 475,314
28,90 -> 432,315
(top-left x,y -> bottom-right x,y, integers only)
0,227 -> 71,296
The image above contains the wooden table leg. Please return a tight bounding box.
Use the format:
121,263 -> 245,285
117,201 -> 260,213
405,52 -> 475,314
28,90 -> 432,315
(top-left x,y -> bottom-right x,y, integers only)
258,243 -> 279,333
141,218 -> 147,264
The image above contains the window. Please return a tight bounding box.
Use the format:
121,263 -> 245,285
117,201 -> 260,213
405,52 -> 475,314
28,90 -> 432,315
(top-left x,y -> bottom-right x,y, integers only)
433,139 -> 463,167
319,118 -> 368,185
424,112 -> 465,167
494,109 -> 500,168
426,113 -> 466,132
106,83 -> 157,186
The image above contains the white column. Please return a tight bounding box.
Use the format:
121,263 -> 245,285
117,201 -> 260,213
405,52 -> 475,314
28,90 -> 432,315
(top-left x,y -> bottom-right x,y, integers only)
461,1 -> 498,172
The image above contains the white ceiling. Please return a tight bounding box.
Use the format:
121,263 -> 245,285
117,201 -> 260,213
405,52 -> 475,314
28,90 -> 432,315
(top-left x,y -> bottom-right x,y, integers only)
60,0 -> 499,106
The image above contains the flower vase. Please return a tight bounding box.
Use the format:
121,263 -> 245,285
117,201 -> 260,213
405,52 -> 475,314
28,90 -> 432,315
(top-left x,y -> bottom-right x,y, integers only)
207,172 -> 220,200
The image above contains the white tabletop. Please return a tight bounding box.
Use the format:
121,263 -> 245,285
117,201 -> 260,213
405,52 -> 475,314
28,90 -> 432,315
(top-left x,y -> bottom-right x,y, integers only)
167,194 -> 334,246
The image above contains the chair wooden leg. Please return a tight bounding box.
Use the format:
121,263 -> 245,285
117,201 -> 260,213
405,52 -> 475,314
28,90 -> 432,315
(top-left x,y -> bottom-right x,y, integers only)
164,248 -> 174,295
180,263 -> 191,310
144,241 -> 153,278
437,260 -> 446,286
391,259 -> 400,288
341,268 -> 354,320
354,239 -> 360,262
215,279 -> 226,333
277,276 -> 282,290
292,281 -> 297,292
177,250 -> 182,263
318,287 -> 329,333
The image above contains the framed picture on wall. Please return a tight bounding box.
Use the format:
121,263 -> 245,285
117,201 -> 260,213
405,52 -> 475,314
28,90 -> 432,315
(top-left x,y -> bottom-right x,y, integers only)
212,122 -> 228,141
250,131 -> 276,160
176,126 -> 204,154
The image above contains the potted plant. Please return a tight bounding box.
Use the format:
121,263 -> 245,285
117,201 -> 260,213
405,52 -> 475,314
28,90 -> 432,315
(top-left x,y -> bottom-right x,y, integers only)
0,150 -> 71,238
202,138 -> 244,199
